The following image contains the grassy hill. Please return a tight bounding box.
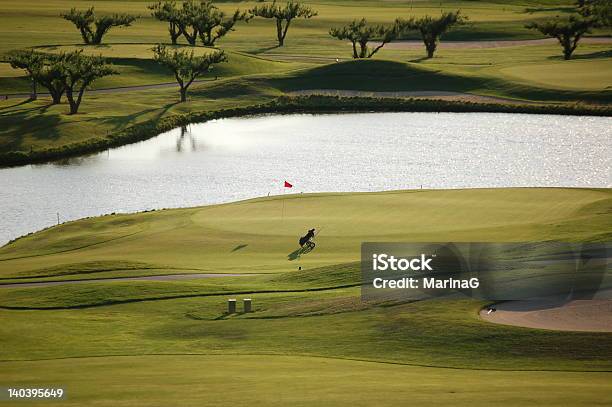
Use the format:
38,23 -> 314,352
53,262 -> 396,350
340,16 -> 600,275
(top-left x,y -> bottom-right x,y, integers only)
1,188 -> 611,405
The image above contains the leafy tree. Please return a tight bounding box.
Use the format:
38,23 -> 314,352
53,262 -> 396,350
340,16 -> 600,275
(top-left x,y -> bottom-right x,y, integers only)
174,1 -> 249,46
526,15 -> 597,59
249,1 -> 317,46
61,7 -> 137,45
8,50 -> 43,100
8,51 -> 66,104
35,60 -> 67,105
329,19 -> 398,58
577,0 -> 612,27
396,11 -> 465,58
180,1 -> 202,45
57,51 -> 116,114
149,0 -> 184,45
196,8 -> 250,46
153,44 -> 227,102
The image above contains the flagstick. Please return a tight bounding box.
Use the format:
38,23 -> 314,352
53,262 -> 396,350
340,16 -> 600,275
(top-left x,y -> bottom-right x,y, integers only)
281,197 -> 285,222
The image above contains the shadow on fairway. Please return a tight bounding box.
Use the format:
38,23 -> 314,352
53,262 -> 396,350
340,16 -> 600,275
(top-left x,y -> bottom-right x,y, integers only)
231,244 -> 248,252
288,245 -> 315,261
557,50 -> 612,60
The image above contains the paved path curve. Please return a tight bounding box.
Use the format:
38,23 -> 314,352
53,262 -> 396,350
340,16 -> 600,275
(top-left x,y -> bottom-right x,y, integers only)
376,37 -> 612,50
0,273 -> 256,289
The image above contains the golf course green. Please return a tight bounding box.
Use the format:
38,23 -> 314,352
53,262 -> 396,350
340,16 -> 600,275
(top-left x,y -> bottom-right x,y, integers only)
0,0 -> 610,404
1,188 -> 611,405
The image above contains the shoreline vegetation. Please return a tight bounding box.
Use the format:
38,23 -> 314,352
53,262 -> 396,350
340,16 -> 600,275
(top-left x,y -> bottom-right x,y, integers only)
1,95 -> 611,167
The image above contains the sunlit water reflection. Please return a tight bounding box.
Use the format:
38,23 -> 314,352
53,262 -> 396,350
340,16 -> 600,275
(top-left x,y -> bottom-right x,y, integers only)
1,112 -> 610,245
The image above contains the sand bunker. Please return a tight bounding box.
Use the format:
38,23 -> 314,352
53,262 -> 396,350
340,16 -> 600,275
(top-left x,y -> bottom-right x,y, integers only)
480,296 -> 612,332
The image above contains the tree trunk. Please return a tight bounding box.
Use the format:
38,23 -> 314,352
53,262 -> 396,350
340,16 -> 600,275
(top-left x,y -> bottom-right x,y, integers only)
180,87 -> 187,102
30,78 -> 37,101
358,40 -> 368,58
66,90 -> 78,114
170,23 -> 180,45
184,28 -> 198,45
65,86 -> 82,115
50,89 -> 62,105
561,35 -> 573,60
276,19 -> 284,46
425,40 -> 436,58
351,41 -> 358,58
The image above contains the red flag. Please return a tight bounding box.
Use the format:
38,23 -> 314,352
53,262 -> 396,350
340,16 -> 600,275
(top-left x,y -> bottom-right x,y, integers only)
284,181 -> 293,188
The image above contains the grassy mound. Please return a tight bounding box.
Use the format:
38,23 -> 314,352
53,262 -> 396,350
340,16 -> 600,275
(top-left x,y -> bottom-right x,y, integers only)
1,44 -> 302,93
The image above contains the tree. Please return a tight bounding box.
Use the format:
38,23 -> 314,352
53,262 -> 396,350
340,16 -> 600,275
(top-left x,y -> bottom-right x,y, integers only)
396,11 -> 465,58
196,8 -> 250,46
8,51 -> 66,104
526,15 -> 596,60
249,1 -> 317,46
149,0 -> 184,45
329,19 -> 398,58
153,44 -> 227,102
36,60 -> 67,105
172,1 -> 249,46
57,51 -> 116,114
577,0 -> 612,28
61,7 -> 137,45
8,50 -> 43,100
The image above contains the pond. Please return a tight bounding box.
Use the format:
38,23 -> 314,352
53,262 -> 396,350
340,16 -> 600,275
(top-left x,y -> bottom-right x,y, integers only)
1,112 -> 610,245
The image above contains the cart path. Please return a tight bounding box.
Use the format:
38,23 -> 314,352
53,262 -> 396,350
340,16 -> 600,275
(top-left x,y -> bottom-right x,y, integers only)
0,273 -> 257,289
374,37 -> 612,50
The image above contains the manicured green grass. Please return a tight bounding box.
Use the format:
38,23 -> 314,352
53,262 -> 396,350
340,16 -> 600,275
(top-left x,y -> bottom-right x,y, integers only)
0,0 -> 601,56
0,44 -> 304,92
1,189 -> 611,403
2,355 -> 612,407
2,188 -> 610,277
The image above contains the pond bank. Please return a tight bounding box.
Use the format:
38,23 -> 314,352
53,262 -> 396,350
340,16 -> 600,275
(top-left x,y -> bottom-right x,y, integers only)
1,95 -> 611,168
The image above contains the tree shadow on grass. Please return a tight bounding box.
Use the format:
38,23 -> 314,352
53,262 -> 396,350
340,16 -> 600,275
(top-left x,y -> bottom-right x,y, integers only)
549,49 -> 612,61
97,100 -> 180,131
408,56 -> 430,64
0,109 -> 63,152
524,6 -> 575,14
248,44 -> 281,55
0,98 -> 35,112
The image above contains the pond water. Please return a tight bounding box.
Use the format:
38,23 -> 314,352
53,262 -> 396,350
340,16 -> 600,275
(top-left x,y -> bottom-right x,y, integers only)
1,112 -> 610,245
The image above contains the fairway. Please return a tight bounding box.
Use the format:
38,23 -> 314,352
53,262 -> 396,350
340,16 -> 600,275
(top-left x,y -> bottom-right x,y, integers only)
3,355 -> 612,407
1,189 -> 611,404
